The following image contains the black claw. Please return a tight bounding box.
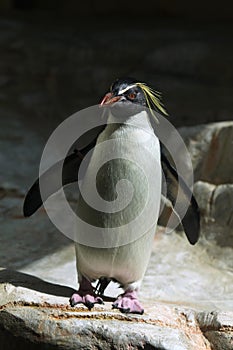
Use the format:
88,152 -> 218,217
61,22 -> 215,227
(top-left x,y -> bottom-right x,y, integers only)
112,304 -> 144,315
97,298 -> 104,305
69,298 -> 77,307
119,307 -> 131,314
121,307 -> 144,315
134,309 -> 144,315
85,301 -> 94,310
112,304 -> 131,314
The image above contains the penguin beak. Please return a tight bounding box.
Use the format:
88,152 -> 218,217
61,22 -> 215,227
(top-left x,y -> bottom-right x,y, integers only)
100,92 -> 122,106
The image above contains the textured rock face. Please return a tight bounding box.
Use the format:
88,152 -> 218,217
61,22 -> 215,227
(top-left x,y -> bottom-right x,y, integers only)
179,121 -> 233,185
178,121 -> 233,247
0,285 -> 230,350
193,181 -> 233,245
159,121 -> 233,252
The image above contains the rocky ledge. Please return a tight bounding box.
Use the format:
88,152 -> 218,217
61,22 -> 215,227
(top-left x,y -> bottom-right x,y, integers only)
0,283 -> 233,350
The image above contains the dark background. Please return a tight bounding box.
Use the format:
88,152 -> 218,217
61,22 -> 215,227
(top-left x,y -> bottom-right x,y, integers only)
0,0 -> 233,142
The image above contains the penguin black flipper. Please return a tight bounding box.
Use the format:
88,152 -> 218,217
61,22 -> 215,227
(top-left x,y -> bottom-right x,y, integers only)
23,126 -> 105,217
160,151 -> 200,245
23,151 -> 84,217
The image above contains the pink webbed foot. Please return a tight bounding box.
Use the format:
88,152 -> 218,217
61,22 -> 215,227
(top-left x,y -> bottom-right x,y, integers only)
69,292 -> 103,310
69,276 -> 103,310
112,290 -> 144,315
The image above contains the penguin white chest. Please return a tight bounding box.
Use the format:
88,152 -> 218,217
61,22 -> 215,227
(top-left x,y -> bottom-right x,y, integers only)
75,112 -> 161,283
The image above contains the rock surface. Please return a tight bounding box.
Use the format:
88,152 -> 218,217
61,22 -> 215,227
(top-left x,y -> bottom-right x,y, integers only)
1,284 -> 232,350
179,121 -> 233,185
178,121 -> 233,248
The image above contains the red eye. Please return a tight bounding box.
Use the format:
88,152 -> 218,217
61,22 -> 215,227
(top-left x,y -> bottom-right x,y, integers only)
128,92 -> 136,100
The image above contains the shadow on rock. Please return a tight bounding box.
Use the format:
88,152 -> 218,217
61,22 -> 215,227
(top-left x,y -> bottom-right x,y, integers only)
0,269 -> 76,298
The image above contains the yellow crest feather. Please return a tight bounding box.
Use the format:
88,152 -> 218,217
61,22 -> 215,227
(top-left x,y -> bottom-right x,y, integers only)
136,82 -> 168,120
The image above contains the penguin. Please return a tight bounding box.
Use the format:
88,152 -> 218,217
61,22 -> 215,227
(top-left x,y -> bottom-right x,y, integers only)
23,77 -> 200,314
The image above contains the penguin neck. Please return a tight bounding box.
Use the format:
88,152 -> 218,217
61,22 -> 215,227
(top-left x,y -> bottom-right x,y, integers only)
107,110 -> 153,133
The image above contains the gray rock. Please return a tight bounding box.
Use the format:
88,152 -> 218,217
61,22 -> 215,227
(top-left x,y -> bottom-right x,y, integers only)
0,284 -> 232,349
212,184 -> 233,228
0,289 -> 216,350
197,311 -> 233,350
179,121 -> 233,185
193,181 -> 215,219
193,181 -> 233,246
159,121 -> 233,249
177,122 -> 233,250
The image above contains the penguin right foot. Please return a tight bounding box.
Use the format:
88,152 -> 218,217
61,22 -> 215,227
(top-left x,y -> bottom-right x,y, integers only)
112,290 -> 144,315
70,275 -> 104,310
69,293 -> 103,310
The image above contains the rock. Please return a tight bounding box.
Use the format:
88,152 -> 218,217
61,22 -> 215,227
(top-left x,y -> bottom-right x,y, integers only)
193,181 -> 233,246
176,122 -> 233,249
197,311 -> 233,350
212,184 -> 233,228
193,181 -> 215,219
0,287 -> 214,350
0,284 -> 232,349
158,121 -> 233,248
179,121 -> 233,185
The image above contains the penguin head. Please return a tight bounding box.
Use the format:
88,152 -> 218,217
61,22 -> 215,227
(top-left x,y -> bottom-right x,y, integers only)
100,77 -> 168,119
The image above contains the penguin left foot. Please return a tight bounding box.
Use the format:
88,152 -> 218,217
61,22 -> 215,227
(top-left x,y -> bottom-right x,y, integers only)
112,290 -> 144,315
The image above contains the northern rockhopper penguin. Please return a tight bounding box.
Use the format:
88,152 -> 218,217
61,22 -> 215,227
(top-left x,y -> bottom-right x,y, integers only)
23,77 -> 200,314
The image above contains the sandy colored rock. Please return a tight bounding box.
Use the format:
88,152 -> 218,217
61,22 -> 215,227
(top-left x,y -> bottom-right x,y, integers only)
0,290 -> 212,350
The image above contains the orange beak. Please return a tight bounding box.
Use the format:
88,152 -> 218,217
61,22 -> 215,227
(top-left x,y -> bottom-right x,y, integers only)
100,92 -> 121,106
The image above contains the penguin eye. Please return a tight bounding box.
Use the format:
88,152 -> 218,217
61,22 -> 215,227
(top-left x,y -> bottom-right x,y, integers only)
128,92 -> 137,100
